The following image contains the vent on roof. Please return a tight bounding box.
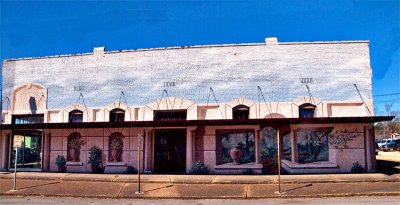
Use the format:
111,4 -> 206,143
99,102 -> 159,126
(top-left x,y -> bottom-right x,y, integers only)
265,37 -> 278,45
300,78 -> 313,84
93,47 -> 105,55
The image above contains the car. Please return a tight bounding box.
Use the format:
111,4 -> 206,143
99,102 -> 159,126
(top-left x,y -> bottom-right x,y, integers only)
375,142 -> 379,155
381,138 -> 400,151
377,138 -> 392,150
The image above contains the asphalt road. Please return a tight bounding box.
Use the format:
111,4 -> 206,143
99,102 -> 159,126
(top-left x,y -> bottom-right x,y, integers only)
1,195 -> 400,205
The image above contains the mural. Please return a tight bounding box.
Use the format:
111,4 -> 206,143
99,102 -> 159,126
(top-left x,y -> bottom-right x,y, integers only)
297,129 -> 331,163
283,134 -> 292,161
219,131 -> 255,164
328,129 -> 362,148
260,127 -> 278,174
2,43 -> 372,110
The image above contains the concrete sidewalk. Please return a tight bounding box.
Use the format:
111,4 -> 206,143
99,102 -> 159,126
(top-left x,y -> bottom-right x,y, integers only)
0,178 -> 399,199
0,172 -> 399,184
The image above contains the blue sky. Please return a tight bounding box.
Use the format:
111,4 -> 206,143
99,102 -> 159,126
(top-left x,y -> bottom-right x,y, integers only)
1,0 -> 399,115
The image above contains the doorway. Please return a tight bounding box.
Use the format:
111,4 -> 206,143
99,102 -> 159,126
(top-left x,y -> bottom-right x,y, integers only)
9,130 -> 43,170
154,129 -> 186,173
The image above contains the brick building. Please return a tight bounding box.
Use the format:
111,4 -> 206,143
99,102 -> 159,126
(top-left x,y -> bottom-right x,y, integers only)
0,37 -> 392,174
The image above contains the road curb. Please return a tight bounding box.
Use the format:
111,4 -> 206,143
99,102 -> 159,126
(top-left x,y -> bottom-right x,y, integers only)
1,176 -> 399,184
1,191 -> 399,199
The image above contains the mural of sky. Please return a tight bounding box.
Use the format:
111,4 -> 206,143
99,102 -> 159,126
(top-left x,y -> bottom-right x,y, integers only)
0,0 -> 399,113
2,42 -> 372,109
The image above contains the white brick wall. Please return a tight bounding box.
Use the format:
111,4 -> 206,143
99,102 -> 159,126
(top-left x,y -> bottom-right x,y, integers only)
2,41 -> 373,112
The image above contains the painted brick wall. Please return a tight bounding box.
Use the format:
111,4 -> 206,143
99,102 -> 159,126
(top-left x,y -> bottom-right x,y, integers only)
2,41 -> 372,110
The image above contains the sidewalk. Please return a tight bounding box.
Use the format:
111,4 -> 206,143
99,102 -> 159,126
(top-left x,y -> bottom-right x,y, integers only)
0,172 -> 399,199
0,172 -> 399,184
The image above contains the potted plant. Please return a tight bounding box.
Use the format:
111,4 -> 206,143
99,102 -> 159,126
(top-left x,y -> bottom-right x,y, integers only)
68,137 -> 85,161
88,145 -> 104,173
109,137 -> 123,162
189,161 -> 209,174
55,155 -> 67,172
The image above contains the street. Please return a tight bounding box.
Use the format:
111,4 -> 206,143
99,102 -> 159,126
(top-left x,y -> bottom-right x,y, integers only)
1,195 -> 399,205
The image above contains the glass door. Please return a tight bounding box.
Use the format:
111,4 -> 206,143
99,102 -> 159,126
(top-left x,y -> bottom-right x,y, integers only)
10,131 -> 42,170
154,129 -> 186,173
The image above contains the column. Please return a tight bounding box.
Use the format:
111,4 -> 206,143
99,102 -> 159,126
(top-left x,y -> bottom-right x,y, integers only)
278,129 -> 284,160
1,133 -> 10,171
186,127 -> 196,173
43,132 -> 51,172
365,127 -> 374,172
255,129 -> 261,164
144,129 -> 152,172
291,130 -> 298,163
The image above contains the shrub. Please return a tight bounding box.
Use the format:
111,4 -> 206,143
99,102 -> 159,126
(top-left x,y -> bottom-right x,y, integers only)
88,145 -> 103,166
189,161 -> 209,174
351,161 -> 364,173
261,157 -> 278,174
55,155 -> 66,167
124,165 -> 137,174
243,169 -> 253,175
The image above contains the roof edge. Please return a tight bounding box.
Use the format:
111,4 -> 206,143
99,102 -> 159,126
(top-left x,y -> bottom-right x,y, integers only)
3,39 -> 370,62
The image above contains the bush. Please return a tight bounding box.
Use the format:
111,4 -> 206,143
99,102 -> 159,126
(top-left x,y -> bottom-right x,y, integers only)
189,161 -> 209,174
351,161 -> 364,173
88,146 -> 103,166
261,157 -> 278,174
124,165 -> 137,174
55,155 -> 66,167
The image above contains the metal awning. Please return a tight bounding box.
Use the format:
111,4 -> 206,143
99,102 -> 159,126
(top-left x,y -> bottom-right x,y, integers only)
0,116 -> 394,130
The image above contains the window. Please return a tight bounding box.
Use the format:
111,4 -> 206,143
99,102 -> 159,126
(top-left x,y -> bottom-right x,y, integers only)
296,128 -> 331,163
232,105 -> 249,120
67,132 -> 84,162
110,108 -> 125,122
12,114 -> 44,124
69,110 -> 83,123
299,103 -> 316,118
154,110 -> 187,121
108,132 -> 124,162
216,130 -> 255,165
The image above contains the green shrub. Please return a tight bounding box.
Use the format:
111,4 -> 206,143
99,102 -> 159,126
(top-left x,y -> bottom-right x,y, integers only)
55,155 -> 66,167
243,169 -> 253,175
351,161 -> 364,173
189,161 -> 209,174
124,165 -> 137,174
88,145 -> 103,166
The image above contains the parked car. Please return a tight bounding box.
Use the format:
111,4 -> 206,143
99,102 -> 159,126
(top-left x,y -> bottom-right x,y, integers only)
375,142 -> 379,155
381,138 -> 400,151
377,138 -> 392,150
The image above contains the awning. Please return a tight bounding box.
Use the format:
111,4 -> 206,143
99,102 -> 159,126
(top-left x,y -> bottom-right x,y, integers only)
1,116 -> 394,130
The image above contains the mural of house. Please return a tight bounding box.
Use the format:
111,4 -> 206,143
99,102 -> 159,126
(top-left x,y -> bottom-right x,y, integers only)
0,37 -> 393,174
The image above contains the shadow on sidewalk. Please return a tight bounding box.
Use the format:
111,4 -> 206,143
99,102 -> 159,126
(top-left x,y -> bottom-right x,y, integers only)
145,185 -> 174,193
283,183 -> 312,193
15,181 -> 60,191
376,159 -> 400,175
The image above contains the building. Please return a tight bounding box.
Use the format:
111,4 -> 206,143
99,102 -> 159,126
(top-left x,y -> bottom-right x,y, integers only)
0,37 -> 392,174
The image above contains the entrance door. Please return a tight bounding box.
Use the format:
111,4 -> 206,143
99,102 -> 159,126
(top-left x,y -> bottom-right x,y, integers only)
10,131 -> 42,170
154,129 -> 186,173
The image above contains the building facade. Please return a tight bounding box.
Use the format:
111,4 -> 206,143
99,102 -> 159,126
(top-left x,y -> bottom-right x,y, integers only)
0,37 -> 392,174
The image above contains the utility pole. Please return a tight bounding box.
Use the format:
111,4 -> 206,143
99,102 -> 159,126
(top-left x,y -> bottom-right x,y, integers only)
275,129 -> 285,195
135,132 -> 144,195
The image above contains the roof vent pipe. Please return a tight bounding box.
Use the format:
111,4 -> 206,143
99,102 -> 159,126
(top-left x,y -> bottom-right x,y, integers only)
93,47 -> 105,55
265,37 -> 278,45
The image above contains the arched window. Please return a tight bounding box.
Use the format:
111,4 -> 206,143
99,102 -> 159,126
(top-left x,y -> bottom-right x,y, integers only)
232,105 -> 249,120
108,132 -> 124,162
299,103 -> 316,118
110,108 -> 125,122
69,110 -> 83,123
67,132 -> 84,162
